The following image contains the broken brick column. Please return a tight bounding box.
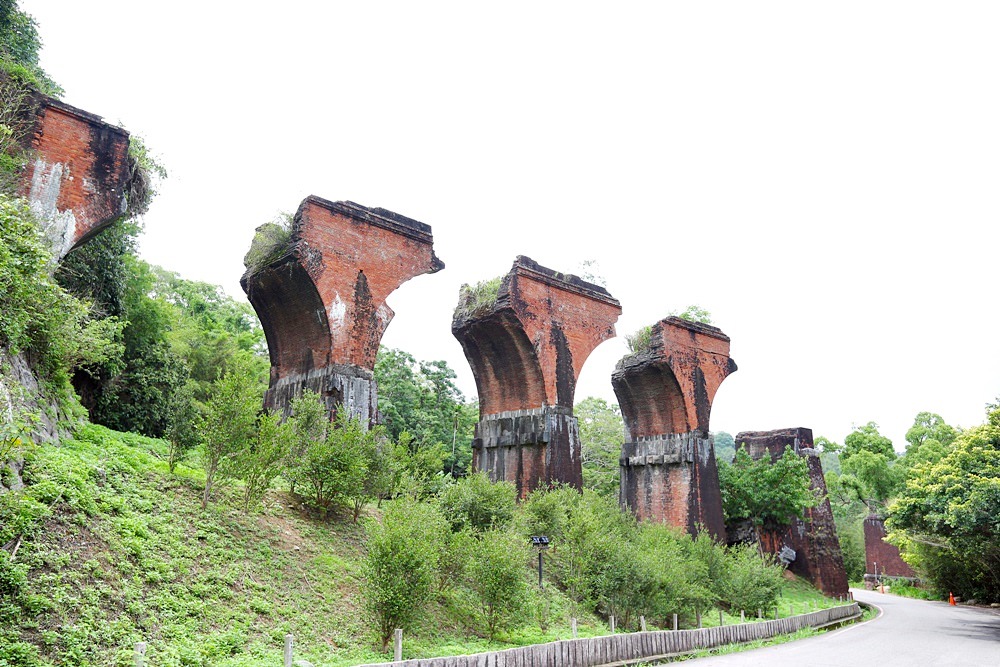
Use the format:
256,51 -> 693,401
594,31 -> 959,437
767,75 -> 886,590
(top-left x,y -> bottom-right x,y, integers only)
452,256 -> 621,496
612,317 -> 736,540
13,86 -> 132,260
241,196 -> 443,424
864,514 -> 917,587
735,428 -> 850,597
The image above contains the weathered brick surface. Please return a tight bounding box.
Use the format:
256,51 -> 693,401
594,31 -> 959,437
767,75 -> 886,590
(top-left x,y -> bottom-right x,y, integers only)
613,317 -> 737,540
17,93 -> 131,260
735,428 -> 849,597
241,197 -> 443,423
864,514 -> 916,580
452,256 -> 621,496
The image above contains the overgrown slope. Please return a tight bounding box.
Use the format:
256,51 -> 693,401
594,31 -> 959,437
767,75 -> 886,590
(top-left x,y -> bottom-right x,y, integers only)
0,426 -> 611,667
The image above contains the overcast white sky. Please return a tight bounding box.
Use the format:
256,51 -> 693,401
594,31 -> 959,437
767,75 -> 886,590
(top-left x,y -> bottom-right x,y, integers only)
23,1 -> 1000,450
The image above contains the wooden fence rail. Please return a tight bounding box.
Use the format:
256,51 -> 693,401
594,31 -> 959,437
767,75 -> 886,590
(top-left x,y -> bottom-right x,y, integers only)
353,603 -> 861,667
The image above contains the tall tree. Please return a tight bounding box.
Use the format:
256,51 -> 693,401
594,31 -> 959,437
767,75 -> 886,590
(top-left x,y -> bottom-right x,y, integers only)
374,347 -> 477,477
890,402 -> 1000,600
577,396 -> 625,497
839,422 -> 902,513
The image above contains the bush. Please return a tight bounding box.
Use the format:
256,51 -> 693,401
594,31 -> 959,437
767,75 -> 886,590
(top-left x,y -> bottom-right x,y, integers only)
624,326 -> 653,355
455,277 -> 502,317
468,529 -> 529,639
362,499 -> 448,649
438,471 -> 516,533
717,544 -> 784,613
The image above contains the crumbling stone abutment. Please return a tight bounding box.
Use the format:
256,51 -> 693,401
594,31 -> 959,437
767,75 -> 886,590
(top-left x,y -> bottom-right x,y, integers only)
6,75 -> 132,260
241,196 -> 443,423
613,317 -> 736,540
734,428 -> 850,597
452,256 -> 622,496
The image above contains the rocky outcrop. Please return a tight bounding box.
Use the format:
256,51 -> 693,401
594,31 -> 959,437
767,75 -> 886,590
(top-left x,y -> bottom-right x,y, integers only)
735,428 -> 849,597
612,317 -> 736,540
452,257 -> 621,496
241,197 -> 443,424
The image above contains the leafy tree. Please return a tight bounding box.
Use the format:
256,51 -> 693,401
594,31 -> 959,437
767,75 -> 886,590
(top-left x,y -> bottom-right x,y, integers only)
236,411 -> 290,512
375,347 -> 477,477
901,411 -> 957,470
843,421 -> 894,460
0,0 -> 61,95
717,544 -> 784,613
839,422 -> 902,514
438,472 -> 516,533
889,403 -> 1000,601
298,410 -> 369,517
468,529 -> 529,639
199,356 -> 262,509
712,431 -> 736,464
718,446 -> 817,539
577,396 -> 624,497
362,499 -> 448,650
165,381 -> 200,473
284,390 -> 328,495
671,305 -> 713,324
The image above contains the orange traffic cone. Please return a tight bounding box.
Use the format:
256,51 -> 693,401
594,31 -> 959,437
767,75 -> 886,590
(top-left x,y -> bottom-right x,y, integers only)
949,592 -> 956,606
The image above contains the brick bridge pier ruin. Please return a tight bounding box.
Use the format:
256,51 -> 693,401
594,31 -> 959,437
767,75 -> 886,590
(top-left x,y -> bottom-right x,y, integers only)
241,196 -> 443,423
5,70 -> 133,261
734,428 -> 850,597
452,256 -> 621,497
612,317 -> 736,541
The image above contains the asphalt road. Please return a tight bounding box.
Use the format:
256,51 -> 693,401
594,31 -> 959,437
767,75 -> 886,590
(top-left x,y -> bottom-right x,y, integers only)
690,589 -> 1000,666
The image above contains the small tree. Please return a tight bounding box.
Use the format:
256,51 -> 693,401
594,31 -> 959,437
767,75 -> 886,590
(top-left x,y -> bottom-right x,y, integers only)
200,356 -> 261,509
362,499 -> 447,650
165,382 -> 200,473
718,544 -> 784,614
437,471 -> 517,532
237,411 -> 290,512
468,529 -> 529,639
718,445 -> 817,544
284,390 -> 328,495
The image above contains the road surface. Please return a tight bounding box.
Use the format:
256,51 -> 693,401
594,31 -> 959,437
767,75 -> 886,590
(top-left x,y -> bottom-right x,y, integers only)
690,589 -> 1000,666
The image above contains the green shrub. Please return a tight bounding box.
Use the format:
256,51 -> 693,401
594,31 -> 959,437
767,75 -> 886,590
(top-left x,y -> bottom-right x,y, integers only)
624,326 -> 653,355
717,544 -> 784,613
468,529 -> 529,639
456,276 -> 502,316
243,216 -> 292,274
362,499 -> 448,649
438,471 -> 516,532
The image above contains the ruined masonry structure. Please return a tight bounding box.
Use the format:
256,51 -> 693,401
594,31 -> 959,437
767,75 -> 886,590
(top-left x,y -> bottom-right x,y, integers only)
863,514 -> 917,587
16,88 -> 132,260
452,257 -> 621,496
241,196 -> 443,423
612,317 -> 736,541
735,428 -> 850,597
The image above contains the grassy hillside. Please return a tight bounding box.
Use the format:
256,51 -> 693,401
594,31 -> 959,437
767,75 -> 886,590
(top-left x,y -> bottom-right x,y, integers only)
0,426 -> 838,667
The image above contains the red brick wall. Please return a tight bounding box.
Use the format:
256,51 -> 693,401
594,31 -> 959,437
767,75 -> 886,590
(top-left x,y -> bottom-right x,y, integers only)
454,256 -> 622,417
21,99 -> 130,257
614,318 -> 736,540
864,514 -> 917,578
614,317 -> 737,440
242,198 -> 443,422
454,257 -> 621,491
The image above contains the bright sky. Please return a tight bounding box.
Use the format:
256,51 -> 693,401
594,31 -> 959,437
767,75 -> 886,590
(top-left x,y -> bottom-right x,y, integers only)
23,1 -> 1000,450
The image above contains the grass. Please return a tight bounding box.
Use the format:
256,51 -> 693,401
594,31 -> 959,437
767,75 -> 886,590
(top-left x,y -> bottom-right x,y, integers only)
0,424 -> 603,666
624,326 -> 653,356
0,425 -> 858,666
456,277 -> 502,317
